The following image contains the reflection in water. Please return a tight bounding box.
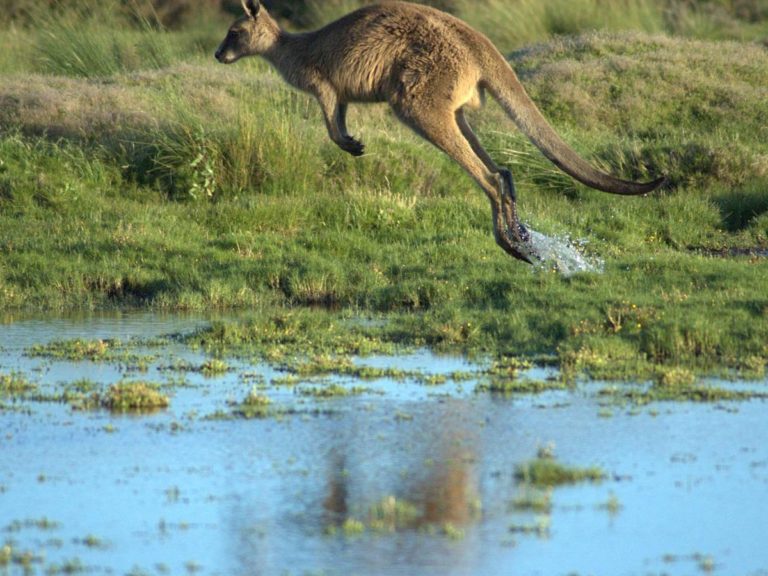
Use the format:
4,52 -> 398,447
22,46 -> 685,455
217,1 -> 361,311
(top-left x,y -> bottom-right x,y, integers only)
322,427 -> 480,531
323,451 -> 350,521
229,405 -> 486,576
420,456 -> 478,527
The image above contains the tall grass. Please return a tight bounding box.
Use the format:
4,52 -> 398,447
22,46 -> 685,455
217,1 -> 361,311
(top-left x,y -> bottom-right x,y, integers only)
299,0 -> 768,48
252,0 -> 768,52
140,79 -> 325,200
457,0 -> 666,51
35,2 -> 178,77
2,0 -> 767,78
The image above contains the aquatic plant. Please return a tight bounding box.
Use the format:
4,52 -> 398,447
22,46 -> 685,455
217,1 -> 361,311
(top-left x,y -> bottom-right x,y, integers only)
200,358 -> 229,377
475,378 -> 567,394
367,496 -> 421,533
101,382 -> 169,412
510,488 -> 553,513
0,542 -> 45,570
655,367 -> 696,388
27,339 -> 112,361
229,388 -> 273,418
597,493 -> 623,516
0,372 -> 36,398
600,374 -> 768,403
326,494 -> 479,539
296,383 -> 371,398
442,522 -> 465,540
514,455 -> 605,487
341,518 -> 365,536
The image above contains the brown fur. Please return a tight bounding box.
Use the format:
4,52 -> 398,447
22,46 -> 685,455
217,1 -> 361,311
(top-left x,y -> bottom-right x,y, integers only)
216,0 -> 664,263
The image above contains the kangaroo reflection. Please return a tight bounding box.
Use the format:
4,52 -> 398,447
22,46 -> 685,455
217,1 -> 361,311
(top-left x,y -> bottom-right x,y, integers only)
322,452 -> 350,521
228,404 -> 484,574
322,422 -> 480,532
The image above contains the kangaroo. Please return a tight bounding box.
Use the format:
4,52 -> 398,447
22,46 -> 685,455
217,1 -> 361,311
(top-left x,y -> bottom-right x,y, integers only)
215,0 -> 665,263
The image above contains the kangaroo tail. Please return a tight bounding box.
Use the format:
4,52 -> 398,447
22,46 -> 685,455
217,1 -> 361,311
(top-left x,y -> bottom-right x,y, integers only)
485,63 -> 665,196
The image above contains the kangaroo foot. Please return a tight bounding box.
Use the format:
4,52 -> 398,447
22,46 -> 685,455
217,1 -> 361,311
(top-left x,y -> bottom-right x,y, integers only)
494,224 -> 534,264
501,198 -> 529,244
496,233 -> 534,264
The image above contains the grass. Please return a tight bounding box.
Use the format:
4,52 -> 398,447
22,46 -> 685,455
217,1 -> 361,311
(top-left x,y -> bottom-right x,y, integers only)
296,383 -> 372,398
208,0 -> 768,51
514,456 -> 605,487
230,387 -> 273,418
325,494 -> 478,538
101,381 -> 169,412
599,372 -> 768,403
0,3 -> 767,379
0,372 -> 36,398
475,378 -> 567,394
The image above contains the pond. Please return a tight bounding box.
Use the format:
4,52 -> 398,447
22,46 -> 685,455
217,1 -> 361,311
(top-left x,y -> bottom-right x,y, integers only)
1,313 -> 767,576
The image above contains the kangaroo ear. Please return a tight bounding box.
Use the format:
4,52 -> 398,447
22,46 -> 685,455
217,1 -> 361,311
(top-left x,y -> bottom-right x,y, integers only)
241,0 -> 260,19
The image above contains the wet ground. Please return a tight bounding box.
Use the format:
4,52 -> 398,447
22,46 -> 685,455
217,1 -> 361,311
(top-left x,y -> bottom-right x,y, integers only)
1,313 -> 767,576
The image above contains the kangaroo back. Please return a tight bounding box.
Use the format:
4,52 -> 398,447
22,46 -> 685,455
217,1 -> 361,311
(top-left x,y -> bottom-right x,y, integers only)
485,61 -> 664,195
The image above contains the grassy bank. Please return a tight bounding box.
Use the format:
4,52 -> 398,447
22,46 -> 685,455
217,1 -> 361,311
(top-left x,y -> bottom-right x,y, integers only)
0,2 -> 767,377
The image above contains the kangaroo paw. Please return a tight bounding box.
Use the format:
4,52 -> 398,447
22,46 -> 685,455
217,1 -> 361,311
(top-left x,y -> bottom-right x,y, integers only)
497,233 -> 534,264
494,224 -> 534,264
501,198 -> 529,244
340,136 -> 365,156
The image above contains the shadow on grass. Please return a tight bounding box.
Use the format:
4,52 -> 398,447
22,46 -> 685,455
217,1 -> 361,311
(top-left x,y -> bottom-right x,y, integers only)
713,185 -> 768,232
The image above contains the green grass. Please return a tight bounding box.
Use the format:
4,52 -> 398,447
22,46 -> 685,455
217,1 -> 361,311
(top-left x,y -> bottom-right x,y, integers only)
514,456 -> 605,487
101,381 -> 169,412
219,0 -> 768,51
230,388 -> 273,418
325,494 -> 479,537
1,5 -> 767,378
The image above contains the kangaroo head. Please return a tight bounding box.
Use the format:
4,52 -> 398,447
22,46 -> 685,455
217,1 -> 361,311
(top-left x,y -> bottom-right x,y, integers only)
215,0 -> 277,64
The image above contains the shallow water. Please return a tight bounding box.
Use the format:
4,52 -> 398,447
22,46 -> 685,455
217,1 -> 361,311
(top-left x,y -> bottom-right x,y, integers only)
1,313 -> 768,576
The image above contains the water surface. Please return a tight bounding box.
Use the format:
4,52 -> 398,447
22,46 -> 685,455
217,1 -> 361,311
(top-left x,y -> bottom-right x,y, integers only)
1,313 -> 767,575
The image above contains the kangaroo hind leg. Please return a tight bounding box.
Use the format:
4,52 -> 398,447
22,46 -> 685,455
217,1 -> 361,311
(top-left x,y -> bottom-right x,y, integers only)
394,104 -> 532,263
455,110 -> 529,244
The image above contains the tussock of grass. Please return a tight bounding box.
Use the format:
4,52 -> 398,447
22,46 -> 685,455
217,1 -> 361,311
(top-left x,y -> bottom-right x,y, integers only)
326,494 -> 479,537
230,388 -> 272,418
102,381 -> 169,412
297,383 -> 371,398
601,371 -> 768,403
514,457 -> 605,487
0,372 -> 36,398
475,378 -> 567,395
36,8 -> 176,77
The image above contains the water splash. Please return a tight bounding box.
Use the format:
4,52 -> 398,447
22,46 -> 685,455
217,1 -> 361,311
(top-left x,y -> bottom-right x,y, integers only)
521,228 -> 604,276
